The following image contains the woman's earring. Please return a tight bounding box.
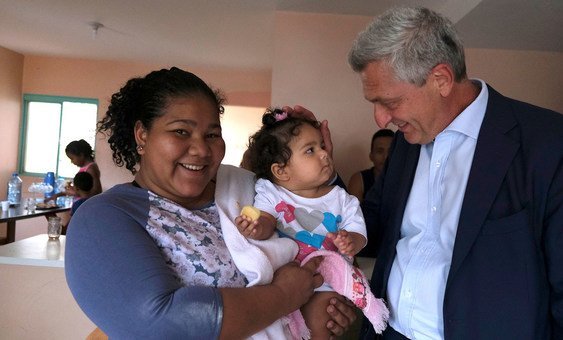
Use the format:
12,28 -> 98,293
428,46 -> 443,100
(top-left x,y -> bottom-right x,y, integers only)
136,145 -> 144,152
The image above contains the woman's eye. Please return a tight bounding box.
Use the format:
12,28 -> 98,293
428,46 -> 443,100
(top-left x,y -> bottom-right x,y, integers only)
174,129 -> 188,135
206,132 -> 222,139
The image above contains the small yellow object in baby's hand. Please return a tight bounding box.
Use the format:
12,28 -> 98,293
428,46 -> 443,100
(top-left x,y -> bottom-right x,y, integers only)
240,205 -> 261,221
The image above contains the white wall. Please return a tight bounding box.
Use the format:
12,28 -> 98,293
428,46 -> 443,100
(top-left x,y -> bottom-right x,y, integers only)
272,13 -> 376,184
465,48 -> 563,112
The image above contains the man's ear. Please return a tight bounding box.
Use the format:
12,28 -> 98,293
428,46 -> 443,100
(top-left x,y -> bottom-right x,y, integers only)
271,163 -> 289,182
430,63 -> 454,97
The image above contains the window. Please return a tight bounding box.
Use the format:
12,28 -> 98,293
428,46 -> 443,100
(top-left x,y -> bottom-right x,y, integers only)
20,94 -> 98,178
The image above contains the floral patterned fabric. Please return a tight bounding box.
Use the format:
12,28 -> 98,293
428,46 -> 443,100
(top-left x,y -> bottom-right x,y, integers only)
144,192 -> 247,288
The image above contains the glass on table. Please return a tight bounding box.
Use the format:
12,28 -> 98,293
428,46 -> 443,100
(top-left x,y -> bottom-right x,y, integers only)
26,197 -> 37,213
47,216 -> 62,240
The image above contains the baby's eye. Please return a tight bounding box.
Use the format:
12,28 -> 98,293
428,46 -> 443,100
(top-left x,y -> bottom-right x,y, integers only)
305,147 -> 314,154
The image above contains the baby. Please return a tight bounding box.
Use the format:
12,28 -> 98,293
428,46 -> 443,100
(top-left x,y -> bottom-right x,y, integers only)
236,108 -> 388,338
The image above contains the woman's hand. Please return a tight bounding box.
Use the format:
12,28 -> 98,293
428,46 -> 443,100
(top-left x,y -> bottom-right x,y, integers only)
219,258 -> 324,339
271,258 -> 324,314
326,296 -> 358,338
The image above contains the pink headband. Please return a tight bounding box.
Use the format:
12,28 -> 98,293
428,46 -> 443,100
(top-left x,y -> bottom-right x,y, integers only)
274,110 -> 288,122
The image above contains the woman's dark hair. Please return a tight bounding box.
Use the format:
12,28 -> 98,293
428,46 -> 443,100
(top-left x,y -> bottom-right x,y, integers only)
246,108 -> 320,181
65,139 -> 94,160
97,67 -> 225,174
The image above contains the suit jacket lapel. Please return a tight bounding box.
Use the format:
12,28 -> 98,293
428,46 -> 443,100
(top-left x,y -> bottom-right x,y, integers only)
447,86 -> 520,286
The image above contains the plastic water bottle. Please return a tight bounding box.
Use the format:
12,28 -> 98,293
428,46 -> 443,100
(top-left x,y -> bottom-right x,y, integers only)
44,171 -> 55,200
55,177 -> 67,206
7,172 -> 22,205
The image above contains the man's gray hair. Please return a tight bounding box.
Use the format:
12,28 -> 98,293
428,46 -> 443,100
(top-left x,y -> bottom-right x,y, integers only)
348,7 -> 467,86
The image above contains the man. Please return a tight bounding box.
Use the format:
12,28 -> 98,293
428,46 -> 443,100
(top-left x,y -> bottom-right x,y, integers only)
346,7 -> 563,339
348,129 -> 395,204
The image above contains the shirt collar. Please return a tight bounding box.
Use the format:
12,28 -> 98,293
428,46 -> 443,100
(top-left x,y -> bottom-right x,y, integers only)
442,79 -> 488,140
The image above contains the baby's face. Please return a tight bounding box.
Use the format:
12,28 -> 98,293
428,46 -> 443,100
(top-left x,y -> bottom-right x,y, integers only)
282,124 -> 333,190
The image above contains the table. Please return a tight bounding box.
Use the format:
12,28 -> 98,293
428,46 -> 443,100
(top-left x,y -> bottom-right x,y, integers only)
0,234 -> 96,338
0,233 -> 65,267
0,204 -> 70,243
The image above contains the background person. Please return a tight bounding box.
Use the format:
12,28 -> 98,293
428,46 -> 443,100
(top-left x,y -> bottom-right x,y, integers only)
61,171 -> 95,235
348,129 -> 395,203
65,67 -> 356,339
49,139 -> 102,202
346,6 -> 563,339
69,172 -> 94,216
65,139 -> 102,196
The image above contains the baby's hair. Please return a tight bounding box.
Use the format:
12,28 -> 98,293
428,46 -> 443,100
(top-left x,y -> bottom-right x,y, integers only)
246,108 -> 320,181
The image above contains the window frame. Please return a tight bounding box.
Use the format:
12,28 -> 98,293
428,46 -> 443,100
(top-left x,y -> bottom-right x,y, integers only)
19,94 -> 99,177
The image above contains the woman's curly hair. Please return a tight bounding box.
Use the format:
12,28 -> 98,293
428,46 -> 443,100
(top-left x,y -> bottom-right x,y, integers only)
246,108 -> 320,181
97,67 -> 225,174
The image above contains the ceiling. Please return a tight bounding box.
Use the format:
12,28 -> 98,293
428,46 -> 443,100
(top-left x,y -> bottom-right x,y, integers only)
0,0 -> 561,72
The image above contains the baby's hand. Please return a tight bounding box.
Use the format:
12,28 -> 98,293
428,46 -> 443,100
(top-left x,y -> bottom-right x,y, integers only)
327,230 -> 362,256
235,215 -> 261,239
236,206 -> 277,240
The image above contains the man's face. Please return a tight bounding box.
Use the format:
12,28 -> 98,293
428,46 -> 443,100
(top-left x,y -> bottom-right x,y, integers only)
360,61 -> 443,145
370,135 -> 393,175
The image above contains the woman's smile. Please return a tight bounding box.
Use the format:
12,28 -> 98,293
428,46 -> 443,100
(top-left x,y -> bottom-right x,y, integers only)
179,163 -> 206,171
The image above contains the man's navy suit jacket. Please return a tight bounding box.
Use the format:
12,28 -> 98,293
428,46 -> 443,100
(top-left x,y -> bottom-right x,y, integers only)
361,85 -> 563,339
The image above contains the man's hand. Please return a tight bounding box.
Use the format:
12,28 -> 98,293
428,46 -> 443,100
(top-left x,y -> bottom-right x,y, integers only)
283,105 -> 334,158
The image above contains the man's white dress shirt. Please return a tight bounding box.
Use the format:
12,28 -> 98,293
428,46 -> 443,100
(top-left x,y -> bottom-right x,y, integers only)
387,80 -> 488,339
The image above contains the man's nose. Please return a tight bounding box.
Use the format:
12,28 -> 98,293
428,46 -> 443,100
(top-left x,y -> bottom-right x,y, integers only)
374,104 -> 392,128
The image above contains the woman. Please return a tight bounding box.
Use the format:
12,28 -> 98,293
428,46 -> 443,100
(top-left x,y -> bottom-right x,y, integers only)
49,139 -> 102,203
65,139 -> 102,196
65,67 -> 355,339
